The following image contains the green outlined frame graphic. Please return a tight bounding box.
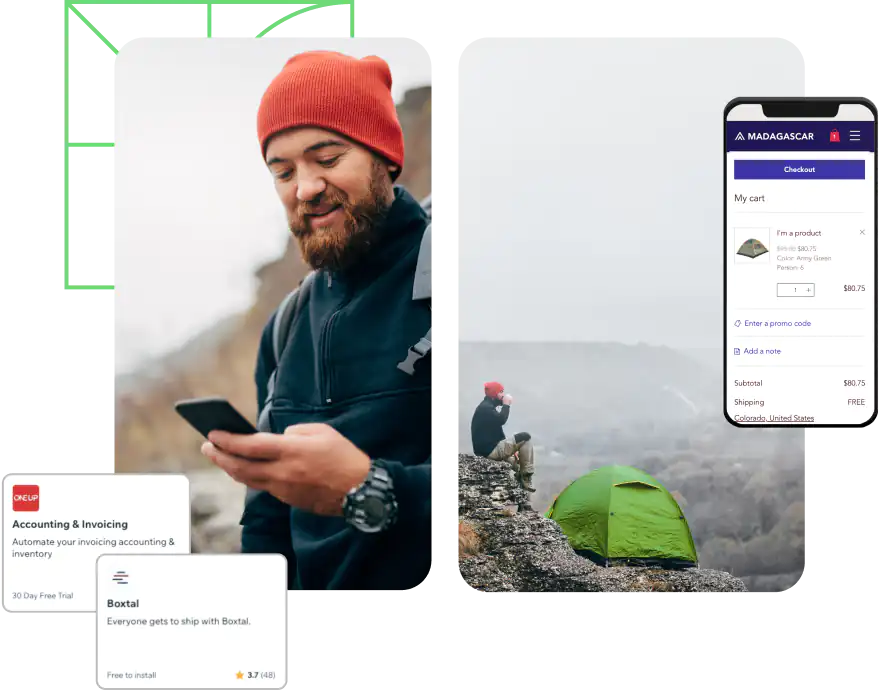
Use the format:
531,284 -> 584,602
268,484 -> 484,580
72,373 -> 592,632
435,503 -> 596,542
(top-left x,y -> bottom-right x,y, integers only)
64,0 -> 355,290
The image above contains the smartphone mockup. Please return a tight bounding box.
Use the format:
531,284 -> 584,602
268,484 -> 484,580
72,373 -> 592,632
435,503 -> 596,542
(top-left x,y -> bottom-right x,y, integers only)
724,98 -> 877,427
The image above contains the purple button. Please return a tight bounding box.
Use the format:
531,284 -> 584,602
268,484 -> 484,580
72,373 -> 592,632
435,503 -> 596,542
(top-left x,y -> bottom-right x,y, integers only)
734,160 -> 865,180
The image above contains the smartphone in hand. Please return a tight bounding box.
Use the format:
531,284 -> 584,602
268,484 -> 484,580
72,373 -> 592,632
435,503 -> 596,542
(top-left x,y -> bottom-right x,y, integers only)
174,397 -> 258,439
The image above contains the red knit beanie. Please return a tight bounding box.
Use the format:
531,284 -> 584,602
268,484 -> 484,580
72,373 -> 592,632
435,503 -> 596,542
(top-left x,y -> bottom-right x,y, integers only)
257,51 -> 404,176
484,382 -> 504,398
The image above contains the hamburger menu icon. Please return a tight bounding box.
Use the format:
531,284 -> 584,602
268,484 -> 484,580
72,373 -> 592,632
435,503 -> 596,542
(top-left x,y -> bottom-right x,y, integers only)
736,238 -> 769,259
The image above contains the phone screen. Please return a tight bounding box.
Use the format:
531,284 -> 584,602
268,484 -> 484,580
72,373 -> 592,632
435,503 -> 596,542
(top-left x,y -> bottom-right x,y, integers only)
724,100 -> 877,426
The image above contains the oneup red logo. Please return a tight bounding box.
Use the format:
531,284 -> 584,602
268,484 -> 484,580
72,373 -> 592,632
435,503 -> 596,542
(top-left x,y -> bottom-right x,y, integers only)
12,485 -> 39,511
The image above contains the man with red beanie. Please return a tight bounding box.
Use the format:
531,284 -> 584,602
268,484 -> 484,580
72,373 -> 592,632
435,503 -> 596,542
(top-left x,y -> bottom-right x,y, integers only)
200,51 -> 431,590
470,381 -> 536,493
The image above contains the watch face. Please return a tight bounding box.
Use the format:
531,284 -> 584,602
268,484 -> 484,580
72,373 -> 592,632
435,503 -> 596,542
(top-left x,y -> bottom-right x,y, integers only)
360,495 -> 386,524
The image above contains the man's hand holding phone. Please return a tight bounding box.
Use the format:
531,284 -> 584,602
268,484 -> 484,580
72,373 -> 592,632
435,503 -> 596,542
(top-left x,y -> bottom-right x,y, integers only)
200,424 -> 371,516
175,397 -> 371,515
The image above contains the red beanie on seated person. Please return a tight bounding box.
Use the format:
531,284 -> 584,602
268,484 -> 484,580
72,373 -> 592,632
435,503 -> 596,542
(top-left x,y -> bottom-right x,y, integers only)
484,382 -> 504,398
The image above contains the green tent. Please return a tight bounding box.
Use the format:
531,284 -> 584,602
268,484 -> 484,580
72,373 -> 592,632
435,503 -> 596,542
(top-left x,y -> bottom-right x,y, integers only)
737,238 -> 769,258
545,465 -> 698,568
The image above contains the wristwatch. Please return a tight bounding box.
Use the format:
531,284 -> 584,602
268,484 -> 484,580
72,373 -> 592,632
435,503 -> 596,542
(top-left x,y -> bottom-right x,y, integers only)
342,460 -> 399,533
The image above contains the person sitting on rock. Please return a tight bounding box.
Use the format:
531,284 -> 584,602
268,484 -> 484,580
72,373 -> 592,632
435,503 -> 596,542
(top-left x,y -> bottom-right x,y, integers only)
470,381 -> 535,492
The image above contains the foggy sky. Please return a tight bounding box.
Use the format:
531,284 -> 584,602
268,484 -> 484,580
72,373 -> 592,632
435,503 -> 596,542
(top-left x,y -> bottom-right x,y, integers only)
115,38 -> 430,374
458,38 -> 804,348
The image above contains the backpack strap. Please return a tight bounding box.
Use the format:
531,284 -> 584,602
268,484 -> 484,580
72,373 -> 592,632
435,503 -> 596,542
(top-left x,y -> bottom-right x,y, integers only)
412,221 -> 431,301
397,217 -> 431,375
257,271 -> 316,431
273,271 -> 315,364
397,327 -> 432,375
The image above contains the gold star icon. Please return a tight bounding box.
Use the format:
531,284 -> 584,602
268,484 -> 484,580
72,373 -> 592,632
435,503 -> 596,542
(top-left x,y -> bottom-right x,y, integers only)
236,671 -> 244,680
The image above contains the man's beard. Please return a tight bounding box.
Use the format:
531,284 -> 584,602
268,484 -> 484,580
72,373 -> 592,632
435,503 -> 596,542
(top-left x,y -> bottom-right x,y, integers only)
287,161 -> 393,273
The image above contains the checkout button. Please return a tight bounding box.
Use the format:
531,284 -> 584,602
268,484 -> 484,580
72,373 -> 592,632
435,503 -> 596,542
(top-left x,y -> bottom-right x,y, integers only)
734,159 -> 865,180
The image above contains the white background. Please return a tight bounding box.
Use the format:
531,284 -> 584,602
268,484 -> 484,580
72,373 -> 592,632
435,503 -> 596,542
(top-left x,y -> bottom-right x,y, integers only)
97,554 -> 286,689
0,616 -> 88,688
3,474 -> 190,612
0,0 -> 102,676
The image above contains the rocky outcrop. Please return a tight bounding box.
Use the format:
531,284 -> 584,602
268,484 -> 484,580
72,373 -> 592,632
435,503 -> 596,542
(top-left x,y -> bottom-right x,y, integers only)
459,454 -> 747,592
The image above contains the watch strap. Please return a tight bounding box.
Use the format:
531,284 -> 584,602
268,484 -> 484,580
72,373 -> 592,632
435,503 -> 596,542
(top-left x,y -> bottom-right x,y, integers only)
344,460 -> 398,533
